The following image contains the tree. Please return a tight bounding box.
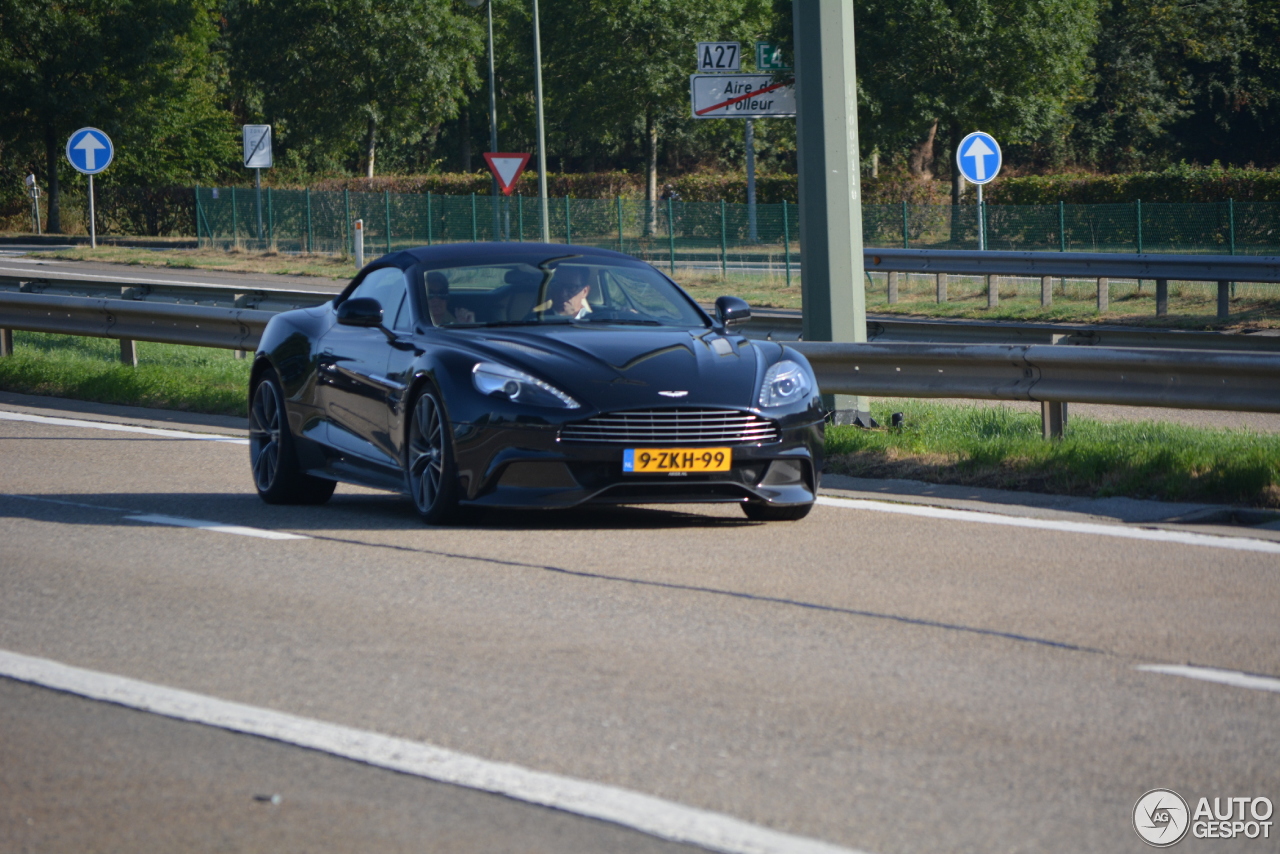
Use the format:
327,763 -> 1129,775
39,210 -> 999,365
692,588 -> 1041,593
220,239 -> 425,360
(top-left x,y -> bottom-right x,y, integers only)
855,0 -> 1098,204
0,0 -> 236,231
535,0 -> 771,202
227,0 -> 481,177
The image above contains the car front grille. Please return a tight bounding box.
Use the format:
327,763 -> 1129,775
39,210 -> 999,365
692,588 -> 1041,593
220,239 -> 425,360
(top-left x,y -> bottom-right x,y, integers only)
560,408 -> 780,445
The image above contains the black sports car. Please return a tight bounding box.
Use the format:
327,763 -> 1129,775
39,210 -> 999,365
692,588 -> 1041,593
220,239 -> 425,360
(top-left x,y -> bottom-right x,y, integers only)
248,243 -> 824,522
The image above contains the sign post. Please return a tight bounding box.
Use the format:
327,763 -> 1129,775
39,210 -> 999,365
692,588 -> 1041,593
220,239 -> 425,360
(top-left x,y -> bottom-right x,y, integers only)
65,128 -> 114,249
954,131 -> 1002,250
243,125 -> 273,243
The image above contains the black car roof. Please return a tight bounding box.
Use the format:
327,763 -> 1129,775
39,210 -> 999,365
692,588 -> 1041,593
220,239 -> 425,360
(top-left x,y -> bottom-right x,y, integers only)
398,242 -> 639,268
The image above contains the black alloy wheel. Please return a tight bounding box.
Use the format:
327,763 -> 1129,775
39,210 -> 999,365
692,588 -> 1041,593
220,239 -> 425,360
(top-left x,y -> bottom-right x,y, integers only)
249,370 -> 336,505
741,500 -> 813,521
407,389 -> 462,523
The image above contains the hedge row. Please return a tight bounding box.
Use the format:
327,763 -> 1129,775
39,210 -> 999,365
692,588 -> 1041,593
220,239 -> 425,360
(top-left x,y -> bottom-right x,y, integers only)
989,166 -> 1280,204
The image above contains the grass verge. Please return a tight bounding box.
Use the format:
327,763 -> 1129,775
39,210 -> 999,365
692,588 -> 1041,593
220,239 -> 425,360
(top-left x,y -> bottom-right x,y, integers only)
0,331 -> 250,417
827,401 -> 1280,507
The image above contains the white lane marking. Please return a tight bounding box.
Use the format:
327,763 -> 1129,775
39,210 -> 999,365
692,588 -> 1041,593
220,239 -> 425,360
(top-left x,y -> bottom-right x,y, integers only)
1137,664 -> 1280,695
0,650 -> 866,854
816,496 -> 1280,556
0,410 -> 248,444
125,514 -> 309,541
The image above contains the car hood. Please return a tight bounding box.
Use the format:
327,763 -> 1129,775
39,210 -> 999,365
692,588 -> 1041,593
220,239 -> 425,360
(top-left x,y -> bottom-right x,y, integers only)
454,325 -> 775,412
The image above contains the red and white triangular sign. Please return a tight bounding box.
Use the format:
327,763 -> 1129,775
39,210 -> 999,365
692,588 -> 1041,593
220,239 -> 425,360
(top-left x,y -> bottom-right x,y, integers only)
483,152 -> 532,196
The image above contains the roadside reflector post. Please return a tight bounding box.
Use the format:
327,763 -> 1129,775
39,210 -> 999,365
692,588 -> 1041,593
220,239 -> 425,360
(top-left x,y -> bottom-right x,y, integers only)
1041,275 -> 1052,307
120,338 -> 138,367
1097,277 -> 1109,312
936,273 -> 948,303
887,271 -> 898,304
987,274 -> 998,309
794,0 -> 872,426
354,219 -> 364,269
1155,278 -> 1168,315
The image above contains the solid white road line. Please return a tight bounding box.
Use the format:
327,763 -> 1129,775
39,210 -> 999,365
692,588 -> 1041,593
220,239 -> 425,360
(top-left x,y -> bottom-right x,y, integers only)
816,496 -> 1280,556
125,514 -> 309,541
0,650 -> 865,854
0,410 -> 248,444
1136,664 -> 1280,695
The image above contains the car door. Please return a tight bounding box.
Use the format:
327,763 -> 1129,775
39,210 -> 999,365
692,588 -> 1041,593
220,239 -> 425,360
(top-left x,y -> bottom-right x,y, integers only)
316,266 -> 410,470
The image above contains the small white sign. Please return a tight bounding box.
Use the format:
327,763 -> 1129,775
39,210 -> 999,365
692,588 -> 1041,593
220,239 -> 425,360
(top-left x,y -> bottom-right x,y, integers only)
243,125 -> 273,169
690,74 -> 795,119
696,42 -> 740,72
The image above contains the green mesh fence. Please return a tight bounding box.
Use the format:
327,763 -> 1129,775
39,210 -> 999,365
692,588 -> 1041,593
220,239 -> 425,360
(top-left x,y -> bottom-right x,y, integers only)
194,189 -> 1280,271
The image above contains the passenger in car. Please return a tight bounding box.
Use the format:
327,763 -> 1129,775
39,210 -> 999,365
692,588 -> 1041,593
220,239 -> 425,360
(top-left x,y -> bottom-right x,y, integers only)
426,271 -> 475,325
547,267 -> 593,318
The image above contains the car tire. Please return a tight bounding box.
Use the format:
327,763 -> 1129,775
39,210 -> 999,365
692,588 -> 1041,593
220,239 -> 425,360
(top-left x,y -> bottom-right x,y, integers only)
741,501 -> 813,521
249,369 -> 336,506
407,387 -> 463,524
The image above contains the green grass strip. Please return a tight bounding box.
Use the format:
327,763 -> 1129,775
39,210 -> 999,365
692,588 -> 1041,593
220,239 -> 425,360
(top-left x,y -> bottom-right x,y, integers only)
0,332 -> 250,417
827,401 -> 1280,507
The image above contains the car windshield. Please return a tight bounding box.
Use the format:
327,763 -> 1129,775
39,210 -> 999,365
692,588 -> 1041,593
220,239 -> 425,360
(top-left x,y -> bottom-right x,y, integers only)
419,257 -> 709,329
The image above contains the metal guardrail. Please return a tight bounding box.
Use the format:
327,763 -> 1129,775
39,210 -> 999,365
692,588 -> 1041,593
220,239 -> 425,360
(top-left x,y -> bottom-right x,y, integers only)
793,342 -> 1280,414
0,274 -> 332,312
863,248 -> 1280,283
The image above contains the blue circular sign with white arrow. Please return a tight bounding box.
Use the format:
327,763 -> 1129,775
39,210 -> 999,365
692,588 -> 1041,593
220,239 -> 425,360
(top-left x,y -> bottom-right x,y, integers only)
65,127 -> 115,175
955,131 -> 1001,185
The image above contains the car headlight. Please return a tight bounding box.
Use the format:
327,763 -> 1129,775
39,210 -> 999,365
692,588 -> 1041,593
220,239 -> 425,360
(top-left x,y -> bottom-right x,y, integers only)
758,359 -> 812,408
472,362 -> 580,409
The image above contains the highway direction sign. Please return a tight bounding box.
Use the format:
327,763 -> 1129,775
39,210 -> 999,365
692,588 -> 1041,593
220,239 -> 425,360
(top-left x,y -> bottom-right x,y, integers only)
65,128 -> 114,175
243,125 -> 273,169
755,42 -> 791,71
955,131 -> 1002,185
690,74 -> 796,119
483,152 -> 532,195
696,42 -> 740,72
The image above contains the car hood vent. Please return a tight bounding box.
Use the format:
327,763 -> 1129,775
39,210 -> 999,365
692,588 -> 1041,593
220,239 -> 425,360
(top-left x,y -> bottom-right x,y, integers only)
561,408 -> 779,445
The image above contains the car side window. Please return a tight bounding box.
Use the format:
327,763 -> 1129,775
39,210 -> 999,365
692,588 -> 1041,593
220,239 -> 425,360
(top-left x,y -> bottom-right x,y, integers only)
348,267 -> 411,329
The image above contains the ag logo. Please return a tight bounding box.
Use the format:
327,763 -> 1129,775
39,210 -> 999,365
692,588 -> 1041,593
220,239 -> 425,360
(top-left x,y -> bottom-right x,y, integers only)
1134,789 -> 1191,847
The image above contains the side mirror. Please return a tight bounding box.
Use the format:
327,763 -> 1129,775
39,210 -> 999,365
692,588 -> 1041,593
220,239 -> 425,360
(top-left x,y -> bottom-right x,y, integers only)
714,295 -> 751,328
337,297 -> 384,327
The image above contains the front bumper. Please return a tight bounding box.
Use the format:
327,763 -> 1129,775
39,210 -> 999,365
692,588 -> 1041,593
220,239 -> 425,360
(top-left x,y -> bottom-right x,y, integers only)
451,416 -> 824,509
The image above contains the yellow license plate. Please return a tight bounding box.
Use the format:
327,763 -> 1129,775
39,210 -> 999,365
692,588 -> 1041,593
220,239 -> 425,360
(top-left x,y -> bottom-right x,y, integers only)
623,448 -> 732,473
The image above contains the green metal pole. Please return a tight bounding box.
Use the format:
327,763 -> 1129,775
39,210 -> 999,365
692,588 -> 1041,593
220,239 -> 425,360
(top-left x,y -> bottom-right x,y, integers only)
344,189 -> 351,255
384,190 -> 392,253
1058,200 -> 1066,252
426,192 -> 433,245
564,195 -> 571,243
720,199 -> 728,279
267,187 -> 274,245
1229,197 -> 1236,297
901,200 -> 908,249
1135,199 -> 1142,254
305,188 -> 313,253
471,193 -> 478,242
232,186 -> 238,244
194,185 -> 203,245
518,194 -> 524,241
617,196 -> 624,253
794,0 -> 870,423
667,198 -> 676,276
783,199 -> 792,288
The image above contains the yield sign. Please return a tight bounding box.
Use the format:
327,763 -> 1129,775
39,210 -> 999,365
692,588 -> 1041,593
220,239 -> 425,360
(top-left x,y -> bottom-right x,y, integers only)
483,153 -> 532,196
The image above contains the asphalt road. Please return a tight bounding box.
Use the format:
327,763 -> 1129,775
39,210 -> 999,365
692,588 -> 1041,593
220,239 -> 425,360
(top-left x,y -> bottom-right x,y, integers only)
1,399 -> 1277,854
